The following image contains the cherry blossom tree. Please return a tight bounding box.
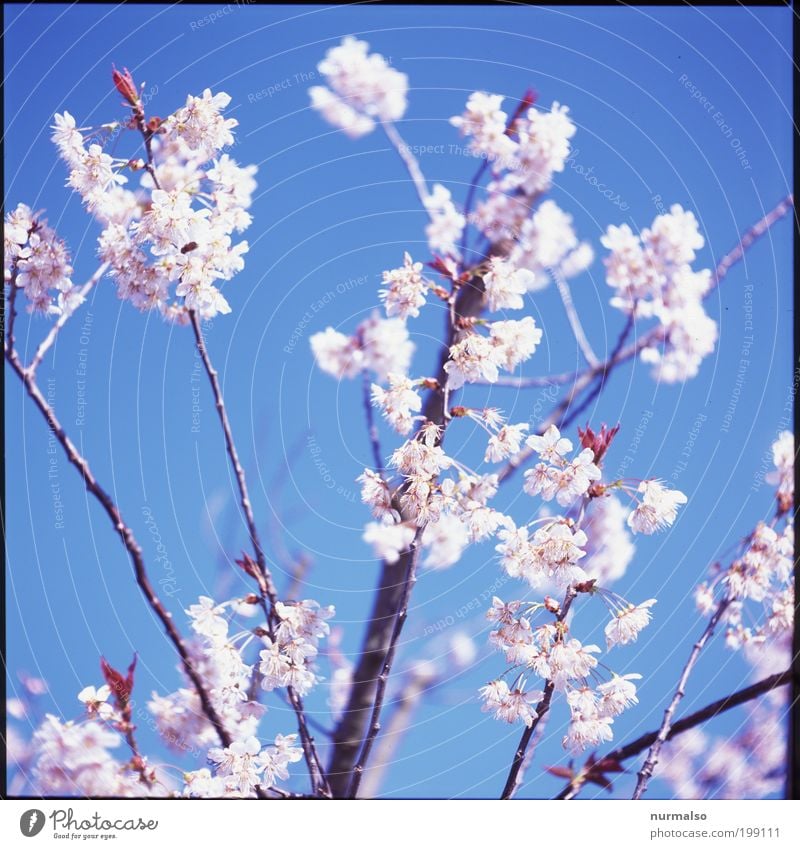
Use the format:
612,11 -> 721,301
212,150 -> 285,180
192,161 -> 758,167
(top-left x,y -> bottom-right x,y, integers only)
4,40 -> 794,800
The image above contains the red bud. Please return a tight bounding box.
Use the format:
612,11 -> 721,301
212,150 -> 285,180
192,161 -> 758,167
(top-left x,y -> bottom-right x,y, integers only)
112,65 -> 140,108
578,422 -> 621,466
100,654 -> 137,722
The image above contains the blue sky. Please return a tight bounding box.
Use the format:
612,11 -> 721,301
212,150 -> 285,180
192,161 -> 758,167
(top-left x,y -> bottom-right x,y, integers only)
4,3 -> 793,798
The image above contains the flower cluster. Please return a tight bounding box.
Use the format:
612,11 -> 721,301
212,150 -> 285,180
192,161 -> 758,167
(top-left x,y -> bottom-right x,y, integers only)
476,419 -> 689,751
311,311 -> 414,381
191,733 -> 303,797
29,714 -> 144,796
450,91 -> 593,286
626,479 -> 689,535
258,599 -> 335,696
496,519 -> 590,589
309,36 -> 408,138
52,84 -> 255,319
481,596 -> 646,753
695,431 -> 794,659
444,317 -> 543,389
148,597 -> 264,752
423,183 -> 467,258
4,203 -> 78,314
51,111 -> 130,220
602,205 -> 717,382
148,594 -> 332,796
524,424 -> 602,507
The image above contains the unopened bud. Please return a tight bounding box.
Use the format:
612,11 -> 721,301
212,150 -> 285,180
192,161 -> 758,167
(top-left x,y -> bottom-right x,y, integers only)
112,65 -> 140,108
543,596 -> 560,614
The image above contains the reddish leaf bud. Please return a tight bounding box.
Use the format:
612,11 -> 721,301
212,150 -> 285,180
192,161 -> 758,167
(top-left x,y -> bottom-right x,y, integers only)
100,654 -> 137,722
112,65 -> 140,108
578,422 -> 621,466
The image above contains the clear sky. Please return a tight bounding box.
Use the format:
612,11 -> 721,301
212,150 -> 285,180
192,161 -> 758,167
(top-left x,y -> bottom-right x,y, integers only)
4,3 -> 793,798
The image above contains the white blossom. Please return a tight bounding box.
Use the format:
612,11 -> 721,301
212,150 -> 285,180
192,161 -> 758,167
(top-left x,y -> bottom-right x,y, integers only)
424,183 -> 466,258
363,521 -> 415,564
444,333 -> 504,389
605,599 -> 657,648
482,257 -> 534,311
489,316 -> 543,371
163,89 -> 238,160
309,36 -> 407,136
597,673 -> 642,716
422,512 -> 469,569
310,327 -> 363,378
479,679 -> 541,727
380,252 -> 427,319
371,373 -> 422,435
627,480 -> 687,534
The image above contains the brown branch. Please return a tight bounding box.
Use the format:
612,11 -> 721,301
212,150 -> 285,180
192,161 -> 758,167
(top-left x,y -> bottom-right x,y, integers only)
325,267 -> 487,797
4,341 -> 231,748
555,669 -> 792,799
356,666 -> 435,799
501,585 -> 579,799
632,597 -> 732,799
347,528 -> 424,798
189,312 -> 329,797
189,312 -> 278,604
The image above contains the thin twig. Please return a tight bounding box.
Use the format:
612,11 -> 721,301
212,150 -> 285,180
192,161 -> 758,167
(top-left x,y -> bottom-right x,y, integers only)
711,194 -> 793,288
122,725 -> 155,787
383,121 -> 431,211
347,527 -> 424,798
555,669 -> 792,800
552,267 -> 599,368
5,331 -> 231,748
189,311 -> 329,797
631,597 -> 732,799
189,312 -> 278,603
501,585 -> 579,799
27,262 -> 109,375
476,371 -> 579,388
